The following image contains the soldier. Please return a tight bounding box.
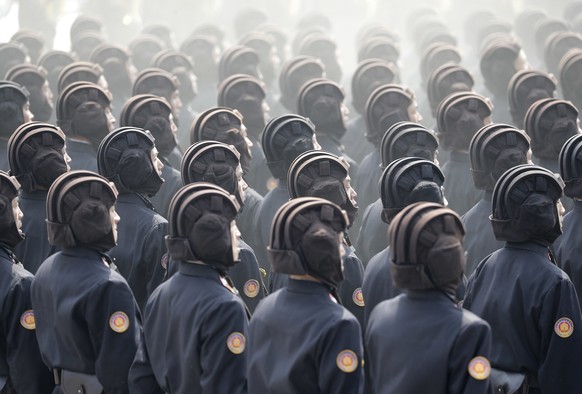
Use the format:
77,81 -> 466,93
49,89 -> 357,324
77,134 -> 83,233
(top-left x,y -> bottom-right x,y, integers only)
361,158 -> 447,325
189,107 -> 264,255
6,64 -> 54,122
91,44 -> 137,119
277,55 -> 325,114
366,202 -> 492,393
56,61 -> 109,94
463,165 -> 582,393
436,92 -> 492,215
248,198 -> 364,393
0,44 -> 29,80
344,60 -> 399,164
120,95 -> 182,218
285,151 -> 364,325
353,84 -> 421,234
462,124 -> 530,275
56,82 -> 115,172
217,74 -> 272,195
0,82 -> 34,170
8,122 -> 70,273
356,121 -> 439,266
507,70 -> 556,129
0,171 -> 54,393
218,45 -> 261,83
180,142 -> 267,313
297,78 -> 358,174
31,171 -> 141,392
180,35 -> 220,113
128,35 -> 165,72
37,50 -> 75,103
129,185 -> 249,393
252,114 -> 319,275
297,32 -> 342,83
554,134 -> 582,306
97,127 -> 167,310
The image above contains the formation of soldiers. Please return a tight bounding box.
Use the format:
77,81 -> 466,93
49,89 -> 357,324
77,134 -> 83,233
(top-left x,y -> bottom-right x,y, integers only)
2,0 -> 582,393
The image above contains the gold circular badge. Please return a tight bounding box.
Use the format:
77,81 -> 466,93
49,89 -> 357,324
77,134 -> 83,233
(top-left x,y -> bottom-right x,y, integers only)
244,279 -> 260,298
336,349 -> 358,373
109,311 -> 130,333
554,317 -> 574,338
20,310 -> 36,330
227,332 -> 246,355
352,288 -> 365,307
468,356 -> 491,380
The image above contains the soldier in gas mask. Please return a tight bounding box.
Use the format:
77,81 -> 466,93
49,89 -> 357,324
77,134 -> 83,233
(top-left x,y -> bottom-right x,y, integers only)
6,64 -> 54,122
31,171 -> 141,393
129,184 -> 249,393
366,202 -> 491,394
464,165 -> 582,394
0,82 -> 34,170
248,198 -> 364,393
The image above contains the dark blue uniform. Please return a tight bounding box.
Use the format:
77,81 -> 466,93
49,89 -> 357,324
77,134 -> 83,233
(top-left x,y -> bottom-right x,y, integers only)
535,157 -> 574,212
237,187 -> 263,265
461,192 -> 503,276
14,190 -> 58,273
269,243 -> 365,326
150,158 -> 182,218
366,290 -> 492,394
0,246 -> 54,393
245,137 -> 274,196
464,242 -> 582,393
554,200 -> 582,307
166,146 -> 183,171
441,151 -> 483,215
352,150 -> 380,237
31,246 -> 141,393
247,279 -> 364,394
355,199 -> 387,267
109,193 -> 168,310
251,183 -> 290,275
343,115 -> 374,164
129,262 -> 249,394
66,139 -> 99,172
165,238 -> 267,314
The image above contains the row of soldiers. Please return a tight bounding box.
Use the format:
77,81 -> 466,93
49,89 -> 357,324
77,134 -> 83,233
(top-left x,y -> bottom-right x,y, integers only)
1,2 -> 582,394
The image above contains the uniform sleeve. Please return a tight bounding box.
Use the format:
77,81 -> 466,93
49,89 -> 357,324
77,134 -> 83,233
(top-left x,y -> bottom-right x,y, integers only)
128,336 -> 164,394
4,274 -> 54,393
144,222 -> 168,299
537,277 -> 582,393
317,317 -> 364,394
87,279 -> 142,394
200,298 -> 249,394
448,318 -> 492,394
229,246 -> 267,314
338,251 -> 365,327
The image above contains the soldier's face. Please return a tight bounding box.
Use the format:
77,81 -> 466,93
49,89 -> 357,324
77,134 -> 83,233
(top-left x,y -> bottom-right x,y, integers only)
11,198 -> 23,231
407,101 -> 422,124
62,145 -> 72,171
150,147 -> 164,176
109,206 -> 121,243
105,107 -> 116,131
230,221 -> 240,261
22,102 -> 34,122
236,164 -> 248,203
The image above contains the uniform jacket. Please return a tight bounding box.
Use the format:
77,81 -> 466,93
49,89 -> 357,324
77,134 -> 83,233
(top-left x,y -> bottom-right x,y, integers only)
247,279 -> 364,393
463,242 -> 582,393
150,158 -> 182,219
129,262 -> 249,394
352,150 -> 381,238
245,137 -> 273,197
554,199 -> 582,307
344,115 -> 374,164
14,190 -> 58,273
31,246 -> 141,394
441,151 -> 483,216
366,289 -> 492,394
461,192 -> 503,276
109,193 -> 168,311
66,139 -> 99,173
355,199 -> 387,267
0,245 -> 54,393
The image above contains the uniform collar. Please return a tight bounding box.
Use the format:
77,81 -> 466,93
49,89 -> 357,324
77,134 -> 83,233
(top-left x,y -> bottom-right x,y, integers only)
287,278 -> 332,297
405,288 -> 458,304
573,199 -> 582,213
61,246 -> 111,261
117,192 -> 155,210
504,241 -> 550,257
0,244 -> 16,264
178,261 -> 223,279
